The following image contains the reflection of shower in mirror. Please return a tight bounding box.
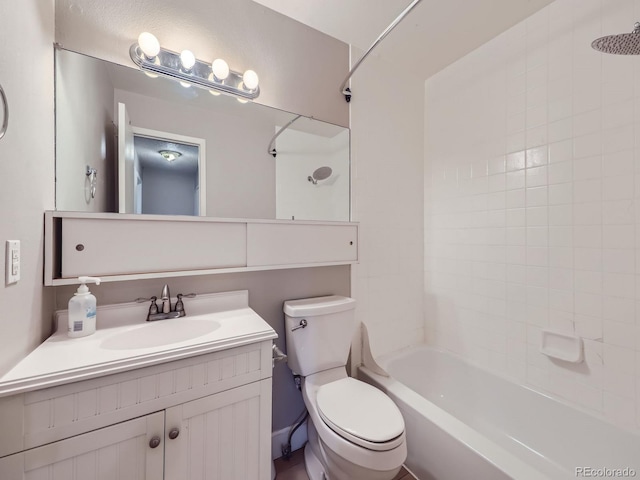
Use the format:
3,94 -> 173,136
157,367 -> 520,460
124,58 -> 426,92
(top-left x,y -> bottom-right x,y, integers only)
307,166 -> 333,185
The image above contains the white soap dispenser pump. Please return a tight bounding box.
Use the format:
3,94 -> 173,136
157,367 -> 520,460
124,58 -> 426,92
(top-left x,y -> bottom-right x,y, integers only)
68,276 -> 101,338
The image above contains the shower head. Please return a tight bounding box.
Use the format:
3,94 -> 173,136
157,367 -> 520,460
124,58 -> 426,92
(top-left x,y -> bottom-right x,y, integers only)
307,166 -> 333,185
592,22 -> 640,55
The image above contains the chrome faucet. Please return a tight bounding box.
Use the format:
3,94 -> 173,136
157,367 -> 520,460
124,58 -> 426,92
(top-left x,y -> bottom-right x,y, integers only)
160,284 -> 171,314
136,286 -> 196,321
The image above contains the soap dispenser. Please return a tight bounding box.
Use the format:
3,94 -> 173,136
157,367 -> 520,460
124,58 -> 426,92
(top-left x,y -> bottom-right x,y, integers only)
68,276 -> 101,338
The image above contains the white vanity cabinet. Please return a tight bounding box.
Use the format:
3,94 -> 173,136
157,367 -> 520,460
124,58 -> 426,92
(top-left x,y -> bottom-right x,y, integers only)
0,411 -> 165,479
164,380 -> 270,480
0,342 -> 274,480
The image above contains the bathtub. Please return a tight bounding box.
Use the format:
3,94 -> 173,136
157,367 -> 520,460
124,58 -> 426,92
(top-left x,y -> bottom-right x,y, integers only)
359,346 -> 640,480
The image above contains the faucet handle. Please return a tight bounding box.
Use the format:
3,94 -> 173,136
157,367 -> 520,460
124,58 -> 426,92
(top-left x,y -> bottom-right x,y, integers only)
136,295 -> 157,304
149,296 -> 159,315
174,293 -> 196,317
136,296 -> 159,316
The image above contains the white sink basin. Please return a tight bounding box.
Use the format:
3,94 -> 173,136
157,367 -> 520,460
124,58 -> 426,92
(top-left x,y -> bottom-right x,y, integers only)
101,318 -> 221,350
0,291 -> 278,397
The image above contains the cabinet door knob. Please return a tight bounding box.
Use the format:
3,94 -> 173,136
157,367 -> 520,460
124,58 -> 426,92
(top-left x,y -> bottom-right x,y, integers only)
149,436 -> 161,449
168,427 -> 180,440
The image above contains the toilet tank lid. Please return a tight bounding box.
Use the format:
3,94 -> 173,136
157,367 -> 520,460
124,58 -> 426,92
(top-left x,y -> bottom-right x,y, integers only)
283,296 -> 356,317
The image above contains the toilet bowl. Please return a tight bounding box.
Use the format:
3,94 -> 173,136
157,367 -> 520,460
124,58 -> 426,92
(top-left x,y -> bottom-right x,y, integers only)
284,296 -> 407,480
303,368 -> 407,480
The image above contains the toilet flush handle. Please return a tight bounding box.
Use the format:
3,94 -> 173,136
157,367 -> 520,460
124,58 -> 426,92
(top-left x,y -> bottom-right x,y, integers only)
291,319 -> 307,331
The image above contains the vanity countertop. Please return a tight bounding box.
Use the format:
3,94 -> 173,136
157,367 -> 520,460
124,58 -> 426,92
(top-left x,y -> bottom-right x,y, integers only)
0,290 -> 276,397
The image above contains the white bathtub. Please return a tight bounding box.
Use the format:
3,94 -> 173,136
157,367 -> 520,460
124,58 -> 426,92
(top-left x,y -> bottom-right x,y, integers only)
359,346 -> 640,480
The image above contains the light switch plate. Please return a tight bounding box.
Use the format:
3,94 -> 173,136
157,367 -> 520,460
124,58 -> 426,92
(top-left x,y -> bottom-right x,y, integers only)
6,240 -> 20,285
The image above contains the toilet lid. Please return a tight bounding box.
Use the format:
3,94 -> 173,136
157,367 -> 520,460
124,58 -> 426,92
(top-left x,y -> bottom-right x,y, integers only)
316,378 -> 404,447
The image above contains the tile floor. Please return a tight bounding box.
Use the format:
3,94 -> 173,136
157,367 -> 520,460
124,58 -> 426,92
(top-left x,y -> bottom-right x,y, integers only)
274,448 -> 416,480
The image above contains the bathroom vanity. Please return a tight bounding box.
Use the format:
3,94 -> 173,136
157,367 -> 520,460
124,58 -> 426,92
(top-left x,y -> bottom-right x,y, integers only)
0,291 -> 276,479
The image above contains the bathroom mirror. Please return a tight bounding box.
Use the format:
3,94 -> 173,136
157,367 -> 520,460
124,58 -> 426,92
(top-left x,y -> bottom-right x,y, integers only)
55,48 -> 350,221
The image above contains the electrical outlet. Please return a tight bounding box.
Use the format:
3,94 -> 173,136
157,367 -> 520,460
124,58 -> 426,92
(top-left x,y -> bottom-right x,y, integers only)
6,240 -> 20,285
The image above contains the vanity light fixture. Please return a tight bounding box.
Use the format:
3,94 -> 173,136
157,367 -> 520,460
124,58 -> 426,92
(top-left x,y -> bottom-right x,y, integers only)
211,58 -> 229,80
138,32 -> 161,59
159,150 -> 182,162
242,70 -> 259,90
130,32 -> 260,100
179,49 -> 196,71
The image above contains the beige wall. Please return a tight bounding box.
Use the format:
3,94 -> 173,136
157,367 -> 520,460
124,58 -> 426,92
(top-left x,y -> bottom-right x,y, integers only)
50,0 -> 352,432
0,0 -> 352,439
0,0 -> 56,376
55,0 -> 349,127
54,266 -> 351,430
116,89 -> 276,219
56,48 -> 115,212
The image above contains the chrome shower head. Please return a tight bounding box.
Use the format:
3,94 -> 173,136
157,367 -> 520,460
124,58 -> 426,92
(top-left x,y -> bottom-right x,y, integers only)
592,22 -> 640,54
307,166 -> 333,185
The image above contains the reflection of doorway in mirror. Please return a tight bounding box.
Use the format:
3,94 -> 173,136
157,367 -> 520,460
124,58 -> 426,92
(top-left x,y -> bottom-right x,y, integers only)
117,104 -> 206,216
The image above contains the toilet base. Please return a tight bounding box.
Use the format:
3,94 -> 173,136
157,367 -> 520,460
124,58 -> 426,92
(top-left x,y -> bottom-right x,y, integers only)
304,443 -> 327,480
305,418 -> 402,480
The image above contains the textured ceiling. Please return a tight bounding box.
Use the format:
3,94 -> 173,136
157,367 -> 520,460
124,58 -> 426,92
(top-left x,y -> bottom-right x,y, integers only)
252,0 -> 554,79
134,136 -> 199,174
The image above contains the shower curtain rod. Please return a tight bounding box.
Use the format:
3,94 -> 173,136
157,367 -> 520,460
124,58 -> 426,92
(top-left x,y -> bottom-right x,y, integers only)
267,114 -> 302,158
340,0 -> 422,102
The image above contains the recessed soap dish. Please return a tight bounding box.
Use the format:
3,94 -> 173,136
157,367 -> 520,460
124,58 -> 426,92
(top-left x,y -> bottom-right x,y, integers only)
540,329 -> 584,363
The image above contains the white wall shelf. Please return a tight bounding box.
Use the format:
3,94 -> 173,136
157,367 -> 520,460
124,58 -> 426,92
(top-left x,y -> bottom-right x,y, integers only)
44,211 -> 358,285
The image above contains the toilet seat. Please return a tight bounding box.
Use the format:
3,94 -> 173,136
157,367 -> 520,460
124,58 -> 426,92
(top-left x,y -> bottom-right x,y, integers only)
316,377 -> 405,451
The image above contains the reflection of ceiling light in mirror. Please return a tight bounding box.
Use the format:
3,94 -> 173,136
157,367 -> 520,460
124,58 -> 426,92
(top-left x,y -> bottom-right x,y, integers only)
237,98 -> 249,104
142,56 -> 160,77
158,150 -> 182,162
179,81 -> 191,88
138,32 -> 160,59
211,58 -> 229,80
207,73 -> 222,94
180,49 -> 196,71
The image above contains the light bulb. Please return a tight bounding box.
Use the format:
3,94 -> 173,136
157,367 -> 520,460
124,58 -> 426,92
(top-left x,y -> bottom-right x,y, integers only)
242,70 -> 259,90
180,49 -> 196,71
211,59 -> 229,81
179,81 -> 191,88
209,90 -> 221,96
237,97 -> 249,104
138,32 -> 160,59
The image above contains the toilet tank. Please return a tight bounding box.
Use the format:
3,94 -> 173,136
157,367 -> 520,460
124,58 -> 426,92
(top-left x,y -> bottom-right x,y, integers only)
284,296 -> 356,376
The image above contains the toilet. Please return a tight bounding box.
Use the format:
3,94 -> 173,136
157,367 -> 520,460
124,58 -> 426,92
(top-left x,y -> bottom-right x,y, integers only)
284,296 -> 407,480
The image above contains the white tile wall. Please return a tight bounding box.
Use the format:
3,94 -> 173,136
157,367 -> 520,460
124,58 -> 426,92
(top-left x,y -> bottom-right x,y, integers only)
351,47 -> 425,359
425,0 -> 640,430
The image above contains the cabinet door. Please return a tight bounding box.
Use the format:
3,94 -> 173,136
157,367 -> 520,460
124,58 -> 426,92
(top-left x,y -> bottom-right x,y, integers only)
0,412 -> 164,480
164,379 -> 272,480
61,217 -> 247,277
246,223 -> 358,266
